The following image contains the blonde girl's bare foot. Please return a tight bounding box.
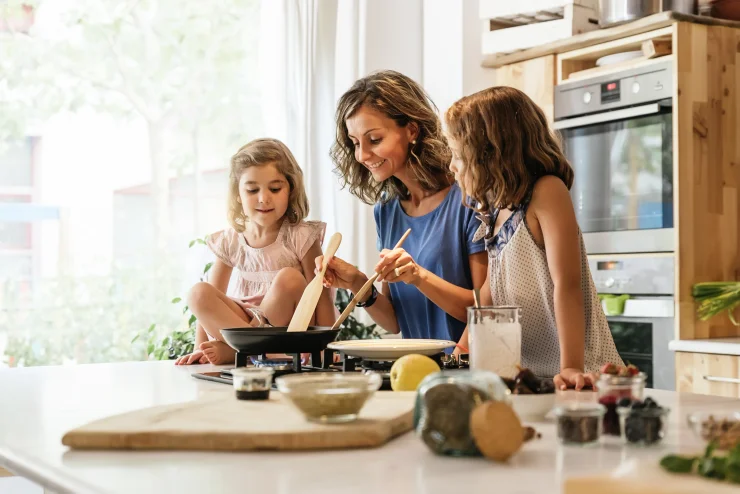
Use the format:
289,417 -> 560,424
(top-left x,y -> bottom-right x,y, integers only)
200,341 -> 236,365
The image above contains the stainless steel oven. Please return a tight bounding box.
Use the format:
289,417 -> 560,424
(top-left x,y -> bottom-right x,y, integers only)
554,59 -> 674,255
590,254 -> 675,390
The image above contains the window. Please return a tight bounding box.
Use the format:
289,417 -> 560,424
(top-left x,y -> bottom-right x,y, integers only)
0,1 -> 263,367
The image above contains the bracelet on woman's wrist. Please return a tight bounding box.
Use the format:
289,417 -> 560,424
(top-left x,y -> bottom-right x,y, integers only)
356,283 -> 378,308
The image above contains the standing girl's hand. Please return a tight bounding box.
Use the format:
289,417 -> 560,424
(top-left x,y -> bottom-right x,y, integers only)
315,255 -> 364,291
553,368 -> 598,391
375,248 -> 425,286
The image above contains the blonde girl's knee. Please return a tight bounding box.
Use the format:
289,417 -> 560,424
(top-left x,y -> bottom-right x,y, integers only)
187,281 -> 215,311
273,267 -> 307,293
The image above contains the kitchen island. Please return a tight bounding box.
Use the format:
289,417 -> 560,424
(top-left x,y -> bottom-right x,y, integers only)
0,361 -> 737,494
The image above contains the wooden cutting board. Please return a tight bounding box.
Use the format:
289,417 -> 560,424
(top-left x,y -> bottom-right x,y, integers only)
62,391 -> 416,452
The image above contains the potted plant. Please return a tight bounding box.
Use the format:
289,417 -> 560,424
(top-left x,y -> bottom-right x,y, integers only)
692,281 -> 740,325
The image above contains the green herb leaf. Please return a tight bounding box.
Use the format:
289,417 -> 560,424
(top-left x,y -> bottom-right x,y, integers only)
698,456 -> 726,481
182,305 -> 189,315
203,262 -> 213,275
171,297 -> 181,304
131,334 -> 140,344
660,455 -> 697,474
147,323 -> 156,333
189,240 -> 196,248
188,314 -> 196,327
705,441 -> 717,459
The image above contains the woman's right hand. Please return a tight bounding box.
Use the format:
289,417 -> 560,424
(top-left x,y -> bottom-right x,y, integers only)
315,255 -> 365,292
174,350 -> 208,365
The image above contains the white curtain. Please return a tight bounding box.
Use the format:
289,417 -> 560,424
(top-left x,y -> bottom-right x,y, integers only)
258,0 -> 378,278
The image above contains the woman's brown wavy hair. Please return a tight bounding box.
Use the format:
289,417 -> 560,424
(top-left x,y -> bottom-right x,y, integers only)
444,86 -> 573,212
330,70 -> 452,205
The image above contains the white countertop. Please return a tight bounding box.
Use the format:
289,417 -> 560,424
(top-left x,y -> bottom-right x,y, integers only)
669,337 -> 740,355
1,361 -> 739,494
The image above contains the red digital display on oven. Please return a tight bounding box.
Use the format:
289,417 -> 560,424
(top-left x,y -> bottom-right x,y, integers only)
607,82 -> 617,91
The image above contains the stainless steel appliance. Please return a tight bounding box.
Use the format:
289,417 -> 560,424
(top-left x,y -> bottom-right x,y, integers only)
598,0 -> 697,27
590,254 -> 675,390
554,59 -> 674,255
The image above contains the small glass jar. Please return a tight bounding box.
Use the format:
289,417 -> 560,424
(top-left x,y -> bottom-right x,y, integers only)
552,403 -> 605,446
618,405 -> 670,446
467,306 -> 522,379
413,369 -> 511,457
232,367 -> 274,400
597,372 -> 646,436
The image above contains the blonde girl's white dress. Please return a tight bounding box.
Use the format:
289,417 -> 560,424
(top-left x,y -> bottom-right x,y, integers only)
206,219 -> 326,326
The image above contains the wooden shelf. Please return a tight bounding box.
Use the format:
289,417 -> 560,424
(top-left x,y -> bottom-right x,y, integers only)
557,26 -> 674,82
482,10 -> 740,68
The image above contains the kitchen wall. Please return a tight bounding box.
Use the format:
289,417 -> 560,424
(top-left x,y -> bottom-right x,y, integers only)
423,0 -> 495,114
361,0 -> 495,117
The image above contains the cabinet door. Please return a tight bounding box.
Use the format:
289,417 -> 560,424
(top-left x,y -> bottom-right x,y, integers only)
494,55 -> 555,123
676,352 -> 740,398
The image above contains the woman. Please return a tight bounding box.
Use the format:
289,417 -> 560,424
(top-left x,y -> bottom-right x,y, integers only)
316,70 -> 487,344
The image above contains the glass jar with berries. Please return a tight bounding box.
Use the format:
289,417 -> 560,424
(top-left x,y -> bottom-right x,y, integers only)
617,396 -> 670,446
596,363 -> 646,436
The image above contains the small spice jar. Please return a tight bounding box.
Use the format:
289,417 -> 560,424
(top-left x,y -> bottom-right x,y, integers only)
413,369 -> 510,457
597,372 -> 646,436
552,403 -> 605,446
232,367 -> 274,400
618,405 -> 670,446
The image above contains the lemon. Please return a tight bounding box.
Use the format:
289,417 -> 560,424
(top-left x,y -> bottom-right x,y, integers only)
389,354 -> 441,391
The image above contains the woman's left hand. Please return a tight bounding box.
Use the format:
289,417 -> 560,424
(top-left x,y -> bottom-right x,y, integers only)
375,248 -> 425,285
553,368 -> 598,391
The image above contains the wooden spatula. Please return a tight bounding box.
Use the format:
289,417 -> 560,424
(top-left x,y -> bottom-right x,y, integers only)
287,232 -> 342,332
330,228 -> 411,330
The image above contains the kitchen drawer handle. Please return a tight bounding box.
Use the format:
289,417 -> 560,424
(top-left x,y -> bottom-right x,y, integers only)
703,375 -> 740,384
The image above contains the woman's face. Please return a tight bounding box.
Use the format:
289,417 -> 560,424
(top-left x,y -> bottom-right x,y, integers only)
345,105 -> 418,182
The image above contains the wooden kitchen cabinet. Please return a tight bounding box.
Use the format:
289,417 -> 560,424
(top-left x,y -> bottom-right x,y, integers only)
494,55 -> 556,122
488,13 -> 740,395
676,352 -> 740,398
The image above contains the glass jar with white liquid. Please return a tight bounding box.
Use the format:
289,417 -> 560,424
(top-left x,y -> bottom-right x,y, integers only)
467,306 -> 522,379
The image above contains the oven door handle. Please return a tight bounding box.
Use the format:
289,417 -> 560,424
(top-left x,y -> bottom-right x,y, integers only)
553,103 -> 661,130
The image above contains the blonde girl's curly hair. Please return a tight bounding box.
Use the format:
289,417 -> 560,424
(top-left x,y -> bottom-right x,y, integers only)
227,138 -> 309,232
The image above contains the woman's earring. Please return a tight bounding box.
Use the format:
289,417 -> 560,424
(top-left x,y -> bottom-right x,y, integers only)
411,140 -> 417,145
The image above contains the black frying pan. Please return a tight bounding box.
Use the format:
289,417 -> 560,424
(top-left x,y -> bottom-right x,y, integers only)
221,326 -> 340,355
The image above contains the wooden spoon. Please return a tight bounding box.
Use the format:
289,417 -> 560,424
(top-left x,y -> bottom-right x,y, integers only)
330,228 -> 411,330
287,232 -> 342,332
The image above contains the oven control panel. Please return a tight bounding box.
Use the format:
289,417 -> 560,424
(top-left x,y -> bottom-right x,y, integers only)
588,255 -> 674,296
554,59 -> 673,121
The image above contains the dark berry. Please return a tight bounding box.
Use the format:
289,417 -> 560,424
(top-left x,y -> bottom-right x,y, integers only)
617,397 -> 632,408
625,415 -> 645,443
643,397 -> 658,409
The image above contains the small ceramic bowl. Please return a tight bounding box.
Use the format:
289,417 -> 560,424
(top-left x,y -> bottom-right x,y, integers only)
510,393 -> 556,421
276,372 -> 382,424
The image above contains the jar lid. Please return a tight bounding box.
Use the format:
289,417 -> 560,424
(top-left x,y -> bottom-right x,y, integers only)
551,403 -> 606,418
617,405 -> 670,418
232,367 -> 275,377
